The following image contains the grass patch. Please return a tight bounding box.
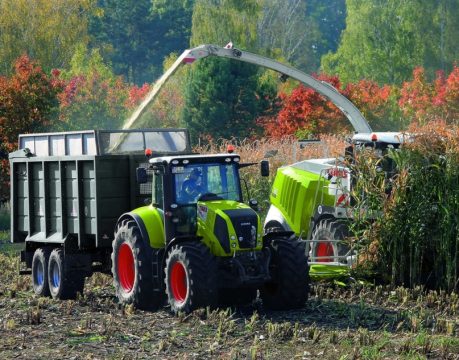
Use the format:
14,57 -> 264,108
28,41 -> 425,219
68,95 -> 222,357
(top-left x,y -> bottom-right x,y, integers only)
66,333 -> 107,345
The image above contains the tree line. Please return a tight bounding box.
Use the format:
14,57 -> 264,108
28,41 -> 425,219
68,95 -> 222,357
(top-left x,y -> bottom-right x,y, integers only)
1,0 -> 459,148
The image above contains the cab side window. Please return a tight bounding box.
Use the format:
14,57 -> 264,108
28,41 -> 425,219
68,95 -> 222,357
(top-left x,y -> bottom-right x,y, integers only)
152,172 -> 164,208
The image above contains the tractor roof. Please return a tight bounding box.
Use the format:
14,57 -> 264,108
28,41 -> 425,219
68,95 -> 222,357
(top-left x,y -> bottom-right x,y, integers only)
149,153 -> 240,165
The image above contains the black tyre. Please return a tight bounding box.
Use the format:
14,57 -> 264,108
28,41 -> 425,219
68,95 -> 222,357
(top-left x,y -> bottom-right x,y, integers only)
112,220 -> 162,310
310,219 -> 349,264
218,288 -> 257,307
165,242 -> 217,314
261,238 -> 309,310
48,248 -> 85,300
32,248 -> 51,297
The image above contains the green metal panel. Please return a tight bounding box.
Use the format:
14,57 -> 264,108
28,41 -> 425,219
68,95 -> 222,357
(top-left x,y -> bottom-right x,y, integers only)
270,166 -> 335,236
16,162 -> 28,235
95,156 -> 131,246
10,153 -> 156,248
47,162 -> 61,234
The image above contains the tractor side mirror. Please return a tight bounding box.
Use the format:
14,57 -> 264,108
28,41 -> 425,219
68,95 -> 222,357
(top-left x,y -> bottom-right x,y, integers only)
136,167 -> 148,184
260,160 -> 270,177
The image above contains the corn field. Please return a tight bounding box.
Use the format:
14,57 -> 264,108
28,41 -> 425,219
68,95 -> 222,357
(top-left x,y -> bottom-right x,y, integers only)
351,122 -> 459,292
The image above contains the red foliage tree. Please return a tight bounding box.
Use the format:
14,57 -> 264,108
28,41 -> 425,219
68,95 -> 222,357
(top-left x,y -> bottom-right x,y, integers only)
58,73 -> 129,130
344,79 -> 399,131
260,75 -> 350,138
0,55 -> 63,200
125,83 -> 150,110
399,66 -> 459,125
399,67 -> 436,124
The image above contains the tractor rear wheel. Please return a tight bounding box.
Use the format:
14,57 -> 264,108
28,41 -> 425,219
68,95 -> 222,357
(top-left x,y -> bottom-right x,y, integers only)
261,237 -> 309,310
112,220 -> 162,310
310,219 -> 349,264
32,248 -> 51,297
165,242 -> 217,314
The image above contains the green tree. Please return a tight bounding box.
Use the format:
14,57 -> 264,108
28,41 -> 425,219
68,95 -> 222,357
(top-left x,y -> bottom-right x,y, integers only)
183,0 -> 276,142
305,0 -> 346,68
0,0 -> 96,75
322,0 -> 436,85
433,0 -> 459,73
257,0 -> 346,73
89,0 -> 193,84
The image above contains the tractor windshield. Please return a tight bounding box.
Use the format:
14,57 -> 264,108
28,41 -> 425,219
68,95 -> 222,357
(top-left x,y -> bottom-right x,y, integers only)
173,163 -> 242,204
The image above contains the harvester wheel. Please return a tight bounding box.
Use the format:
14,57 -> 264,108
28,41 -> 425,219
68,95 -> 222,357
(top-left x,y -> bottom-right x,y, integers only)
165,242 -> 217,314
310,219 -> 349,264
32,248 -> 51,297
112,220 -> 161,310
261,237 -> 309,310
48,248 -> 85,300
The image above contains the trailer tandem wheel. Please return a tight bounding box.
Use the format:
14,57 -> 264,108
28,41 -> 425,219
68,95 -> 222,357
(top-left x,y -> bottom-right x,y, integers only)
32,248 -> 51,297
48,248 -> 85,300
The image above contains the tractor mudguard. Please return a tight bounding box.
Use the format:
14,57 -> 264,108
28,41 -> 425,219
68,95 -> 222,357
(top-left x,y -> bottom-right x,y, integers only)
117,205 -> 166,249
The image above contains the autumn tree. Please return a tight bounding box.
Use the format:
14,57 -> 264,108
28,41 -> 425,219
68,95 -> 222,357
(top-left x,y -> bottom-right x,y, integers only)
260,75 -> 350,138
59,45 -> 129,130
344,80 -> 405,131
399,66 -> 459,125
0,0 -> 97,75
0,56 -> 63,199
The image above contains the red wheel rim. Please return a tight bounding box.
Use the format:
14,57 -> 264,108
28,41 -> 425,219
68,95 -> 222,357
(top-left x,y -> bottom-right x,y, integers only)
170,261 -> 187,303
118,243 -> 135,292
316,242 -> 334,262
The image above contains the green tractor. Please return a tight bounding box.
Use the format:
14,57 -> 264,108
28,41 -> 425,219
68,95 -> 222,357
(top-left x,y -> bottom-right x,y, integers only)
113,151 -> 310,313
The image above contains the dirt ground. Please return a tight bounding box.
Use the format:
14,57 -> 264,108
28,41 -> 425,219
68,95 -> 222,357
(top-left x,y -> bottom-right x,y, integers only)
1,245 -> 459,360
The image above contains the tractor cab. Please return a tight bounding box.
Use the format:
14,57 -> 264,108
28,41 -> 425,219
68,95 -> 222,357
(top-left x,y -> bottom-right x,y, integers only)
141,153 -> 258,252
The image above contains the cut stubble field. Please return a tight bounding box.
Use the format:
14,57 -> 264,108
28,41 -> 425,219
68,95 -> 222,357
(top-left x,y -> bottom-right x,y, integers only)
0,236 -> 458,360
2,132 -> 459,359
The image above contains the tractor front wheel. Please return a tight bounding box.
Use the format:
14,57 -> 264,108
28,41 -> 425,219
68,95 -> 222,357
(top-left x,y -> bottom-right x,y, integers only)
112,220 -> 162,310
261,237 -> 309,310
165,242 -> 217,314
